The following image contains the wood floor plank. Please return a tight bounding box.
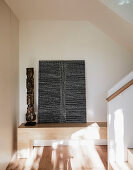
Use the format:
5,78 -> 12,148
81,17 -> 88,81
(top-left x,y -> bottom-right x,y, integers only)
7,145 -> 107,170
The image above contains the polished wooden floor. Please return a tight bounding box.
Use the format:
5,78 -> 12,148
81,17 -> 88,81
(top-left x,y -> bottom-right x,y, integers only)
7,145 -> 107,170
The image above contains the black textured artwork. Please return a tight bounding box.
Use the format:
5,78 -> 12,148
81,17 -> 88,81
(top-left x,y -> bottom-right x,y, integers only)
38,60 -> 86,123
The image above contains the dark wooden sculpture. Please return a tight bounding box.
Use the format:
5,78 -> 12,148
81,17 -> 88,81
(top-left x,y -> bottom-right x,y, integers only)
25,68 -> 36,126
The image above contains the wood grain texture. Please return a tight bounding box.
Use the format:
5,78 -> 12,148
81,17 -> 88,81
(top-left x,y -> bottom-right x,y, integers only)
106,79 -> 133,102
7,145 -> 107,170
17,122 -> 107,158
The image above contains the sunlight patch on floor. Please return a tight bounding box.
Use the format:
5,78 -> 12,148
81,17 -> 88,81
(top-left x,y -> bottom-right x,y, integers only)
24,147 -> 43,170
7,145 -> 107,170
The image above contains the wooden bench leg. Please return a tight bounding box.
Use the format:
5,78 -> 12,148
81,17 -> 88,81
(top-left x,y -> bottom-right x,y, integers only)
17,138 -> 33,158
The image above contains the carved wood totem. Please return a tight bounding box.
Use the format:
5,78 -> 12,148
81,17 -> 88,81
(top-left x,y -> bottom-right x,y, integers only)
26,68 -> 36,124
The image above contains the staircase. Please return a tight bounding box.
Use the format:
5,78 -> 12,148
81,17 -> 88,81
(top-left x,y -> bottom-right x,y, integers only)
107,71 -> 133,170
109,149 -> 133,170
128,148 -> 133,169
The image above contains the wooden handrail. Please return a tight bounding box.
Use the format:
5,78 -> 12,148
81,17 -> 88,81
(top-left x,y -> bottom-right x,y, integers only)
106,79 -> 133,102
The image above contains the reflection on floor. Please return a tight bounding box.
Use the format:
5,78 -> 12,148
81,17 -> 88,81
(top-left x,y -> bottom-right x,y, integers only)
7,145 -> 107,170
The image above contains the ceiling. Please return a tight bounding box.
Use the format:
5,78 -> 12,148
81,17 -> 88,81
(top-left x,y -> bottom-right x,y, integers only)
4,0 -> 133,54
99,0 -> 133,25
4,0 -> 133,22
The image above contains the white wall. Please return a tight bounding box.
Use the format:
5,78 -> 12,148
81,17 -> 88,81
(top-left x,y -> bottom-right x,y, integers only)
19,20 -> 133,124
0,0 -> 19,169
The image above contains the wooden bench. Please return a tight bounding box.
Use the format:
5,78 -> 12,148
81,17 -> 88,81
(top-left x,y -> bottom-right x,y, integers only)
17,122 -> 107,158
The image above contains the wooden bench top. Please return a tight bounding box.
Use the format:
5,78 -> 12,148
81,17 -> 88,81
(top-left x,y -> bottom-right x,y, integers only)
19,122 -> 107,128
